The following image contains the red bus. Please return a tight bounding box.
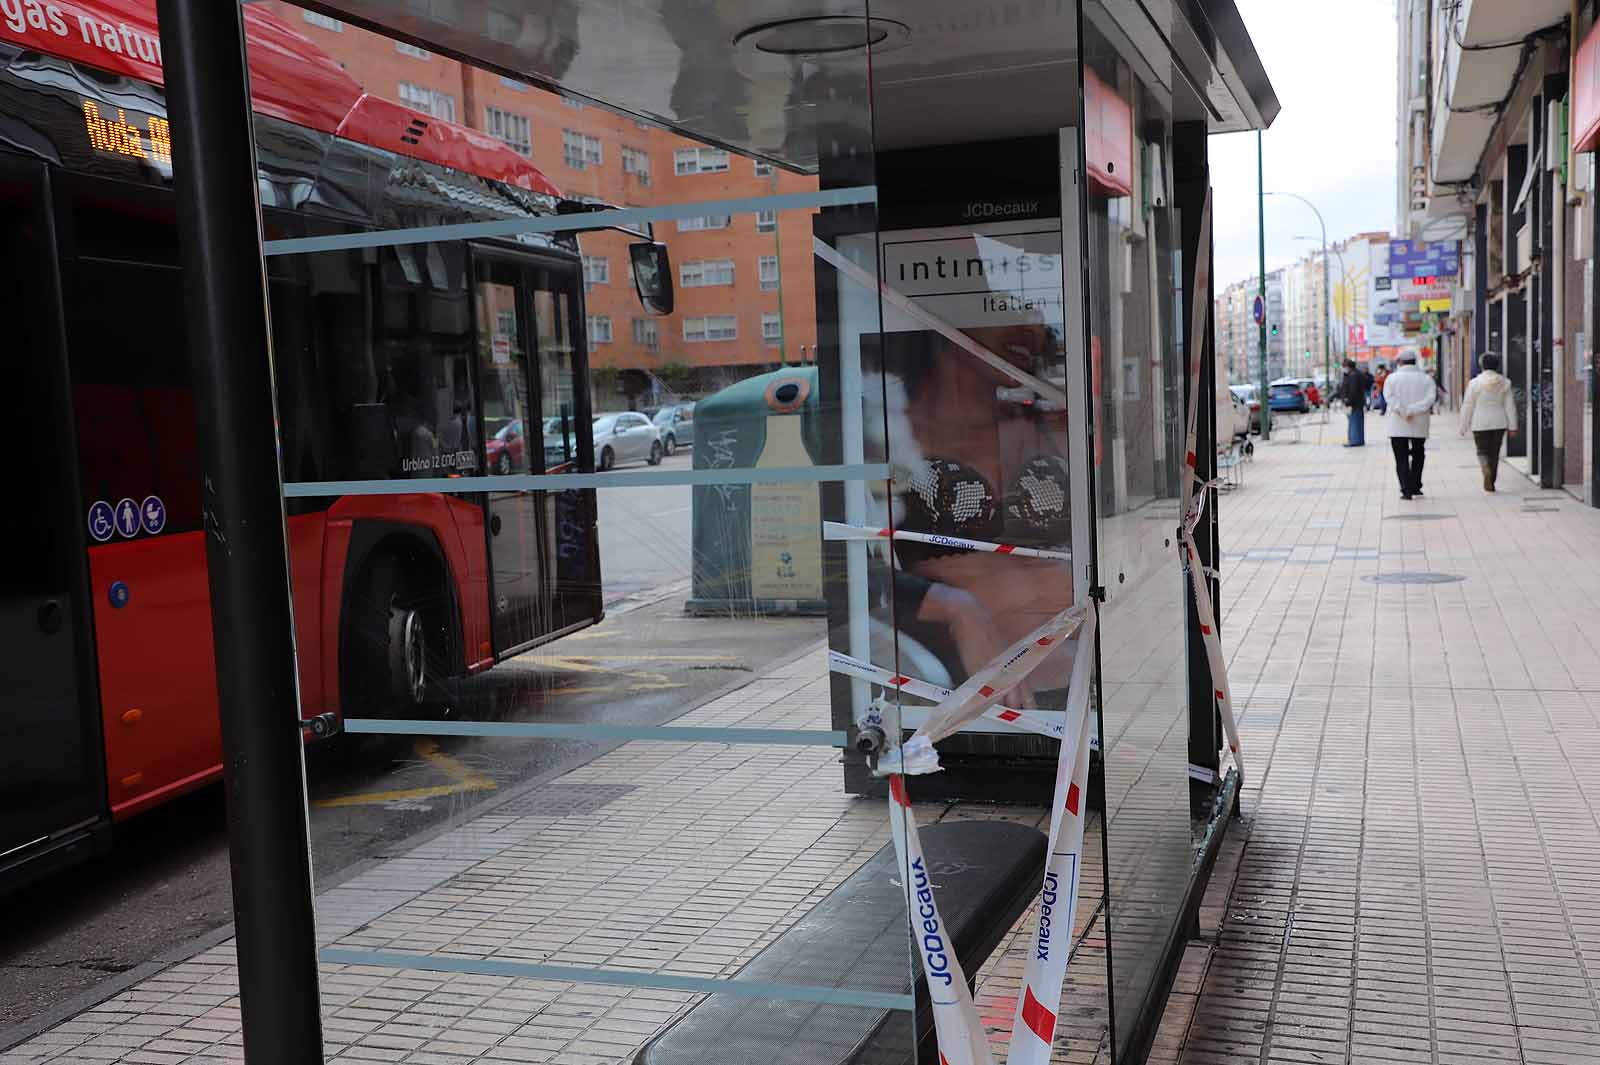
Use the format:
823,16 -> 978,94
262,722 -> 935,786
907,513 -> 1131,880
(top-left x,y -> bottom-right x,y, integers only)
0,2 -> 636,889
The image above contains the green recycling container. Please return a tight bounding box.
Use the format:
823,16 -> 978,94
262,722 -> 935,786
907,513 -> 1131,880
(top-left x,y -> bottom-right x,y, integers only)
686,367 -> 828,616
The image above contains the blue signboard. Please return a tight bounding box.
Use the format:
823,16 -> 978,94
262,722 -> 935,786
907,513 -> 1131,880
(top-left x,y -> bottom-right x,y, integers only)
1388,239 -> 1460,280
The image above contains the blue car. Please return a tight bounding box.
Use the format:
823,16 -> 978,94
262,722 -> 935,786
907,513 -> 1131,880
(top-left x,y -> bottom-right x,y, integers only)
1267,381 -> 1310,413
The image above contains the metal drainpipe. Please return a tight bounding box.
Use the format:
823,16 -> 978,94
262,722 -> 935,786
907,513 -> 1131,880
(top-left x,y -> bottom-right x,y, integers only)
1552,96 -> 1566,486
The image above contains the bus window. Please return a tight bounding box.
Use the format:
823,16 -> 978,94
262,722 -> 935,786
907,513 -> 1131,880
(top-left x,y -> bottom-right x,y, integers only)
67,256 -> 200,534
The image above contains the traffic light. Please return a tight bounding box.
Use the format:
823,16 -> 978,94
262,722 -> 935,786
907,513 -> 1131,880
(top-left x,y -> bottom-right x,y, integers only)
1270,322 -> 1279,336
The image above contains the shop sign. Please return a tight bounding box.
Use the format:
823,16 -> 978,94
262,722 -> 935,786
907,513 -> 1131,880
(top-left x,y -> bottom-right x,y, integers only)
1418,298 -> 1451,313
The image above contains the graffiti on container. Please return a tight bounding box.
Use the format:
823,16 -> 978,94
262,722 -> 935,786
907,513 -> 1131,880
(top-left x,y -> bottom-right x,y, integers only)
703,428 -> 742,511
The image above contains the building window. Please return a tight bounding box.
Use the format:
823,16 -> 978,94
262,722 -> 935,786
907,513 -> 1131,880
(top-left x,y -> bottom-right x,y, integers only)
302,11 -> 343,31
633,318 -> 659,351
762,313 -> 782,345
680,259 -> 735,288
398,82 -> 455,121
395,41 -> 430,58
674,147 -> 730,175
756,210 -> 777,233
484,107 -> 531,156
582,256 -> 610,287
759,255 -> 780,291
562,96 -> 585,109
677,214 -> 731,232
622,147 -> 652,185
498,76 -> 528,92
684,315 -> 737,342
587,316 -> 613,344
754,160 -> 774,177
563,130 -> 603,170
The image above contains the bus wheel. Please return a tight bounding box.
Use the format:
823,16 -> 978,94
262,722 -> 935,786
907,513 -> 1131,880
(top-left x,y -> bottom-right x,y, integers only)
648,440 -> 663,466
599,446 -> 615,471
388,604 -> 428,706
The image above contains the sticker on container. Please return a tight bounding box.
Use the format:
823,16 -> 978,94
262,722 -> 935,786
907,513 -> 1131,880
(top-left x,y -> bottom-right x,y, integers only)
114,498 -> 141,539
140,495 -> 166,534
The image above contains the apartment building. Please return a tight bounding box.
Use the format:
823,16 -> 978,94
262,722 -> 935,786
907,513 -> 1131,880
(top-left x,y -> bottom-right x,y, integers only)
261,3 -> 819,406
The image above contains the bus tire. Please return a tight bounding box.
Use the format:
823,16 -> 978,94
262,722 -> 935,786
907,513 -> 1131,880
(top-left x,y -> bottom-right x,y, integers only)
599,446 -> 615,471
647,441 -> 663,466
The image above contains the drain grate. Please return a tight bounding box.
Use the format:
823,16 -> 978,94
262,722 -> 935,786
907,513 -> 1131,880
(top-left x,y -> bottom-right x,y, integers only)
497,783 -> 639,817
1522,505 -> 1561,513
1363,572 -> 1465,585
1384,512 -> 1454,521
1284,473 -> 1333,480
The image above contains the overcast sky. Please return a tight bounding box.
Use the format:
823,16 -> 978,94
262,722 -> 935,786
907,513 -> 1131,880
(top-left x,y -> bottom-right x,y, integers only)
1208,0 -> 1398,289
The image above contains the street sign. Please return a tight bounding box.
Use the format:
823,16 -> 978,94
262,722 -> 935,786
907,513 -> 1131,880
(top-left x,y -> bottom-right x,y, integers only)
1251,295 -> 1264,325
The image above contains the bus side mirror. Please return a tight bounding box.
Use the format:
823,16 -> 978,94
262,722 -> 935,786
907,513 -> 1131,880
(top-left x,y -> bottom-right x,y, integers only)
629,242 -> 674,316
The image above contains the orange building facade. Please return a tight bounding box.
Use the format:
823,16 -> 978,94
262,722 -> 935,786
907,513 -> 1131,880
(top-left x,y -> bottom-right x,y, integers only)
260,3 -> 821,407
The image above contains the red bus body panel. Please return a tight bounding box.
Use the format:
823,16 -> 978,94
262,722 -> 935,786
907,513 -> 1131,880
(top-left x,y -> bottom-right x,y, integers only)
0,1 -> 557,192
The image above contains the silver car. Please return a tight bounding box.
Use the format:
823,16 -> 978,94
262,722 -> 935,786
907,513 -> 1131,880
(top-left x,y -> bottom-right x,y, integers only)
592,412 -> 663,470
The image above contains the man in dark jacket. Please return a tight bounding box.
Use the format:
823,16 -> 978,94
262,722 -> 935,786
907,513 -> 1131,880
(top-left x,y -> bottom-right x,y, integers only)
1338,359 -> 1374,446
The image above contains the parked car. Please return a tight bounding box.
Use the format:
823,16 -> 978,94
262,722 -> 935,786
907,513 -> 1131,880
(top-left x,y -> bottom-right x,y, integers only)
1229,384 -> 1271,433
486,419 -> 525,474
1268,379 -> 1311,413
593,411 -> 663,470
652,403 -> 696,455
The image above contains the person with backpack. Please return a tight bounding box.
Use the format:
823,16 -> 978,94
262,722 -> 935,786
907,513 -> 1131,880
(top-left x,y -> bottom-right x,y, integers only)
1458,352 -> 1518,492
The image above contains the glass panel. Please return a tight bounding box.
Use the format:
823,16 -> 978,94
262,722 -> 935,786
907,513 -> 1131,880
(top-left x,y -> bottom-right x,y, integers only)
1080,9 -> 1195,1058
258,6 -> 909,1063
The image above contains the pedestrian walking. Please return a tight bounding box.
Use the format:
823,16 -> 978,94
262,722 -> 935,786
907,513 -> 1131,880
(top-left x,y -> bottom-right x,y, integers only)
1372,363 -> 1390,414
1458,352 -> 1518,492
1383,353 -> 1438,500
1336,358 -> 1374,446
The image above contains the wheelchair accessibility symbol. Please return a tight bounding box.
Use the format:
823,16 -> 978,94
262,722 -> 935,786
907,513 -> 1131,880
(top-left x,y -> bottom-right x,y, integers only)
87,500 -> 116,543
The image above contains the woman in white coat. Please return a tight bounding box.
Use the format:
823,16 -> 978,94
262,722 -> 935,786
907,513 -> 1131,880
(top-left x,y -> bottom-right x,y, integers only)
1458,353 -> 1518,492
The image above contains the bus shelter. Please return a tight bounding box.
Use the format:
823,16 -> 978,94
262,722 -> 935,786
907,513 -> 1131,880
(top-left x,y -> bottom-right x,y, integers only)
0,1 -> 1275,1061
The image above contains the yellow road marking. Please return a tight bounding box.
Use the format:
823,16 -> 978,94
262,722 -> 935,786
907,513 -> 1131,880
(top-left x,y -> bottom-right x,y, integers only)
313,739 -> 497,809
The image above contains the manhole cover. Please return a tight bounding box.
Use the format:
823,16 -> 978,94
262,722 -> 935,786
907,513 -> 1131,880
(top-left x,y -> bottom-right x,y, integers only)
1363,572 -> 1465,585
1384,513 -> 1454,521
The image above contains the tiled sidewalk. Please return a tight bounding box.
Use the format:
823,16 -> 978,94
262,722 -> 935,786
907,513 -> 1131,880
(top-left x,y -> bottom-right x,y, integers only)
1155,417 -> 1600,1065
0,649 -> 1118,1064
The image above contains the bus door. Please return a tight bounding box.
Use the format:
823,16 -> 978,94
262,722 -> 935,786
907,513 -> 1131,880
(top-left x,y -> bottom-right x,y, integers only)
526,264 -> 602,635
0,156 -> 107,880
473,253 -> 549,654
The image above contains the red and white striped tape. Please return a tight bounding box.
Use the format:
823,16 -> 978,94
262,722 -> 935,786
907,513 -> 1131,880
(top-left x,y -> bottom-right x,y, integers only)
884,616 -> 1098,1065
876,603 -> 1089,776
1175,187 -> 1243,787
827,649 -> 1067,740
823,521 -> 1074,562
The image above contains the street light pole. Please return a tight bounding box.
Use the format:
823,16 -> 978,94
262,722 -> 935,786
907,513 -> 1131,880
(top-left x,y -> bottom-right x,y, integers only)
1256,131 -> 1270,438
1266,191 -> 1331,394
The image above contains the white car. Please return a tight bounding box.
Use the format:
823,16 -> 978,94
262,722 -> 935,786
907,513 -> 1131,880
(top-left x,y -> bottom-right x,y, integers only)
592,412 -> 663,470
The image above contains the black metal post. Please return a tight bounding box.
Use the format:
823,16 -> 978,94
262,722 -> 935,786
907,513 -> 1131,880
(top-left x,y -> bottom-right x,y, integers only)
1174,120 -> 1220,820
154,1 -> 324,1059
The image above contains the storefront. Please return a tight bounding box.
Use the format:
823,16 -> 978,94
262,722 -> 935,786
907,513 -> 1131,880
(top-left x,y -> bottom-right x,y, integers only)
0,1 -> 1276,1061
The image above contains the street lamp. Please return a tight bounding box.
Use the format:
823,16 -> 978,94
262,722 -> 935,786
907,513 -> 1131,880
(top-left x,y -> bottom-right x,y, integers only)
1266,191 -> 1332,394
